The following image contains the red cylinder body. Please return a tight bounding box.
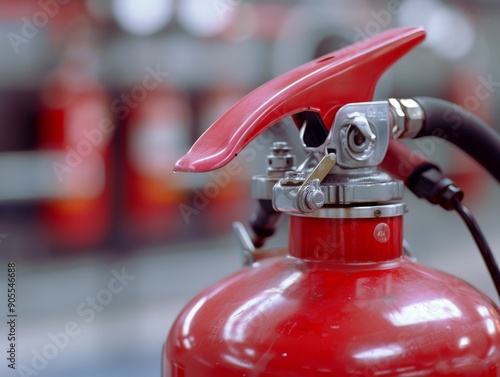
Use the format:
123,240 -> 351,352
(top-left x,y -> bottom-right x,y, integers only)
164,209 -> 500,376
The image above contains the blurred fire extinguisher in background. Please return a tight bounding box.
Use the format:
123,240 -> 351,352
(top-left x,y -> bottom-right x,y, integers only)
123,83 -> 191,245
38,25 -> 113,252
197,84 -> 253,235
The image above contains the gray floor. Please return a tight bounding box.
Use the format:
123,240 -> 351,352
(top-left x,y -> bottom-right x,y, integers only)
1,184 -> 499,377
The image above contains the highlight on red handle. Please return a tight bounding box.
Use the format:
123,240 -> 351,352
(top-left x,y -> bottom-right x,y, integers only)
174,27 -> 426,173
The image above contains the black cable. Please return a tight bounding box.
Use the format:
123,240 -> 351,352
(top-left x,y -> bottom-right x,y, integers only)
451,196 -> 500,300
406,97 -> 500,297
413,97 -> 500,183
407,166 -> 463,211
400,157 -> 500,298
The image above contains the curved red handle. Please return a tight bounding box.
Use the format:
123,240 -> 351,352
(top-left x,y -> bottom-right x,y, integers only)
175,27 -> 426,172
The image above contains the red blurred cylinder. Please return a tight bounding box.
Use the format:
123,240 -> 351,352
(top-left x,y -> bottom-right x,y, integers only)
123,84 -> 191,244
38,32 -> 112,251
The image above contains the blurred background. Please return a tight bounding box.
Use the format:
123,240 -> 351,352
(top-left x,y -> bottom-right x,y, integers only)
0,0 -> 499,375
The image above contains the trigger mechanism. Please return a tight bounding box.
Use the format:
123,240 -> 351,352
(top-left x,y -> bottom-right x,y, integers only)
271,100 -> 404,214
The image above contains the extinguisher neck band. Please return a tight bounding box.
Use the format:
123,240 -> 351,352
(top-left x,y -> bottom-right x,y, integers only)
289,206 -> 404,263
293,202 -> 406,219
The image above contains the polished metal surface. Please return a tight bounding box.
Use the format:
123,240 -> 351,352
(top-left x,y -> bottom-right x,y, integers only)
252,174 -> 281,200
321,172 -> 404,204
328,101 -> 391,169
273,169 -> 404,212
388,98 -> 425,139
295,202 -> 407,218
267,141 -> 295,172
252,142 -> 296,200
272,106 -> 404,214
232,221 -> 256,265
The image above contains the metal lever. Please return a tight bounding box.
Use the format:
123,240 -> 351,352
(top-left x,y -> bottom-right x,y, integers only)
232,222 -> 256,266
300,153 -> 337,188
174,27 -> 426,172
233,221 -> 288,266
297,153 -> 337,213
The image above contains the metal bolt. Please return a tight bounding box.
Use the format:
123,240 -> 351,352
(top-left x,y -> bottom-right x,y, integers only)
297,180 -> 324,213
305,188 -> 325,211
272,141 -> 290,154
268,141 -> 295,172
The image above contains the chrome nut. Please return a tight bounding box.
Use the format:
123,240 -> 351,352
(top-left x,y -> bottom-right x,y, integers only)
388,98 -> 425,139
388,98 -> 406,139
267,141 -> 295,172
399,98 -> 425,138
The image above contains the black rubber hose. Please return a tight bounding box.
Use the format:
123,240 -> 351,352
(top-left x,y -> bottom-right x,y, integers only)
413,97 -> 500,183
250,199 -> 281,248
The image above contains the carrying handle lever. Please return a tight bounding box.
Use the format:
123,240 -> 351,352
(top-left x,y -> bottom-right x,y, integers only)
174,27 -> 426,173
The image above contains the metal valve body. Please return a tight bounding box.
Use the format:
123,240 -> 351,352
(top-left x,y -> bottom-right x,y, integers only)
164,27 -> 500,376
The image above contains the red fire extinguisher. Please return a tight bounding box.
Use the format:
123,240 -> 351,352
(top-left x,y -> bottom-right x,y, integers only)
164,27 -> 500,375
123,84 -> 191,244
38,32 -> 113,251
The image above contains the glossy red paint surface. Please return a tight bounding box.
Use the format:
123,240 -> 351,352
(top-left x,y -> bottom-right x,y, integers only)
174,27 -> 425,173
289,216 -> 403,263
164,214 -> 500,376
